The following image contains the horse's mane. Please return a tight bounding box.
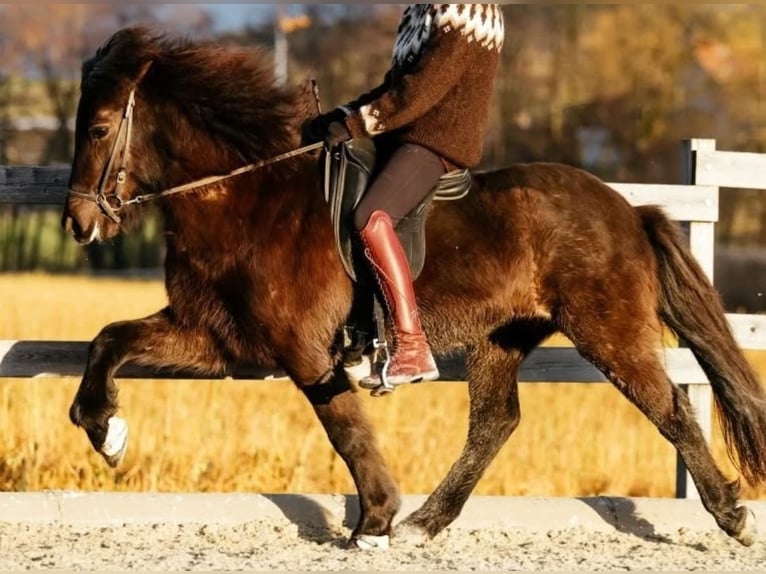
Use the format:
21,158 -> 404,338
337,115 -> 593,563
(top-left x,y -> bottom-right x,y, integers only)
82,26 -> 314,162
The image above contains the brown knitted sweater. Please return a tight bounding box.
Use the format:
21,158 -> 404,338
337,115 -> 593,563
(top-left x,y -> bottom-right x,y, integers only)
341,4 -> 504,169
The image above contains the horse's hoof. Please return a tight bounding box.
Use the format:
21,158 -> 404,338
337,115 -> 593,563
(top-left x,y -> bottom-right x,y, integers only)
394,522 -> 430,547
101,416 -> 128,468
351,534 -> 390,551
735,507 -> 757,547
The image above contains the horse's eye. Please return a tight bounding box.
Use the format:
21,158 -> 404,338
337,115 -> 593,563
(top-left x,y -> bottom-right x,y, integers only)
89,125 -> 109,140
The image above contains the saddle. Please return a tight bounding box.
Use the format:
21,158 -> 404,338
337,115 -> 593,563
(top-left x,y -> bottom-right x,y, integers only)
323,138 -> 472,368
325,137 -> 472,283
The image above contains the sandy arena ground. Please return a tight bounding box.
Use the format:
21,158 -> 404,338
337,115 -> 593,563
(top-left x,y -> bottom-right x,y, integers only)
2,521 -> 766,571
1,494 -> 765,571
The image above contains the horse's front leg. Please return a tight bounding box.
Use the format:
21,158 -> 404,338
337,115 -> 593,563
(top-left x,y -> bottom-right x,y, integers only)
289,354 -> 400,549
69,307 -> 224,466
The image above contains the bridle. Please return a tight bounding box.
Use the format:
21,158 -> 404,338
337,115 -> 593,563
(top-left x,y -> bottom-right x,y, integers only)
67,88 -> 323,224
67,89 -> 137,223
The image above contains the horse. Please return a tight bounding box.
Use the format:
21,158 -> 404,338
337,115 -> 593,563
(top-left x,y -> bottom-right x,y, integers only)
62,26 -> 766,549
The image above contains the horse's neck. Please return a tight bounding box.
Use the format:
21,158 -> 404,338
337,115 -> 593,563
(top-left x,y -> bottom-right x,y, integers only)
161,158 -> 327,260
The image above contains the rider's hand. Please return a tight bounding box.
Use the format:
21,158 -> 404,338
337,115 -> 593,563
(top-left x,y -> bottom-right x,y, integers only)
301,108 -> 346,145
325,121 -> 352,149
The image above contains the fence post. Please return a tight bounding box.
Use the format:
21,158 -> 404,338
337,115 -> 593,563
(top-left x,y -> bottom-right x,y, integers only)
676,138 -> 717,499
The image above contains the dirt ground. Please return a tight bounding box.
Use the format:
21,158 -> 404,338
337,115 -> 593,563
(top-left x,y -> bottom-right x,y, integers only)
2,493 -> 765,571
1,518 -> 765,571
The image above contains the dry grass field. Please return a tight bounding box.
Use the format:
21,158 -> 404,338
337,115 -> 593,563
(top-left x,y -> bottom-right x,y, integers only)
1,273 -> 765,499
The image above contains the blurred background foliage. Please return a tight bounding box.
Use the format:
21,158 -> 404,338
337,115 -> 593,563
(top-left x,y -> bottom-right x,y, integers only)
0,4 -> 765,309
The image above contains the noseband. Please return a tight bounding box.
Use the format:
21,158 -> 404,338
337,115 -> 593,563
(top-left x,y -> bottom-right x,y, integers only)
67,89 -> 323,224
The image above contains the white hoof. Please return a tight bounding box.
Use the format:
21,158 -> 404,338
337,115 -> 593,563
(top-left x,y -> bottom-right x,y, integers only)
735,507 -> 758,547
394,522 -> 430,547
101,416 -> 128,468
353,534 -> 390,551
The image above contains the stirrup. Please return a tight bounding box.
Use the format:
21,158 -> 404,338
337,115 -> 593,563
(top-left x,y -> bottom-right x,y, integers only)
366,338 -> 395,396
359,298 -> 397,396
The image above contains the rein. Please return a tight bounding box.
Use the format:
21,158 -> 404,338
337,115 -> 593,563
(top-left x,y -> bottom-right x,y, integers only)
67,88 -> 324,224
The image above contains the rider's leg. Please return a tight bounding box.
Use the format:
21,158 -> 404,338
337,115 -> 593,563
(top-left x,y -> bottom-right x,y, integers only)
353,144 -> 448,229
353,144 -> 446,389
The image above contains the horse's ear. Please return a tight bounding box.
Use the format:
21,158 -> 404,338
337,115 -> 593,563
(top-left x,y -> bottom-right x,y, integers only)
134,60 -> 153,86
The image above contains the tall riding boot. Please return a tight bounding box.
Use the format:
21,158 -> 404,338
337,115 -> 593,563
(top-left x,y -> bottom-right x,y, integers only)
358,210 -> 439,389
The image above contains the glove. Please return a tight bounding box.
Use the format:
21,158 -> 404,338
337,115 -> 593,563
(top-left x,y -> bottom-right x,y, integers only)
325,121 -> 352,149
301,107 -> 346,145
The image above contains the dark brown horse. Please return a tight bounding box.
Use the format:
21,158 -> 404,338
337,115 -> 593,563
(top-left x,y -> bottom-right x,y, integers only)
62,27 -> 766,549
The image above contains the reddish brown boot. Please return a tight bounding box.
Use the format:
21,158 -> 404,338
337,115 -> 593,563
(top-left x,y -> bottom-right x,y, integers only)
357,210 -> 439,391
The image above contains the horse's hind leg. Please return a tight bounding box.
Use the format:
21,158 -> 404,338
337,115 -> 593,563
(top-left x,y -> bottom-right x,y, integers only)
566,312 -> 756,546
397,323 -> 551,542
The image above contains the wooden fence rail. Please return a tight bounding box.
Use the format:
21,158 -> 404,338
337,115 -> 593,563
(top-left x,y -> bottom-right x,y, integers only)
0,166 -> 70,204
2,138 -> 765,500
0,339 -> 712,383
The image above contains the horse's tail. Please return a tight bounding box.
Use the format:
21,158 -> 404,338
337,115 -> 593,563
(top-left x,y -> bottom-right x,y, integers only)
639,205 -> 766,485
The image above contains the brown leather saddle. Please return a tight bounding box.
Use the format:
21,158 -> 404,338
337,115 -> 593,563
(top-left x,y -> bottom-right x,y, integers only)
325,137 -> 472,284
323,137 -> 472,368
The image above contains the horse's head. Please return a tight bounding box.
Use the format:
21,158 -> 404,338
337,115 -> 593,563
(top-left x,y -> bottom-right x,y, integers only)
62,27 -> 161,244
63,26 -> 310,245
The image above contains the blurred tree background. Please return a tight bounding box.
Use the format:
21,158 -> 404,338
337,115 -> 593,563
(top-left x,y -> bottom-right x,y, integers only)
1,4 -> 765,306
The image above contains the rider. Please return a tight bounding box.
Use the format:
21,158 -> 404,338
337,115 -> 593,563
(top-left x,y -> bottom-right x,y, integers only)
304,4 -> 505,390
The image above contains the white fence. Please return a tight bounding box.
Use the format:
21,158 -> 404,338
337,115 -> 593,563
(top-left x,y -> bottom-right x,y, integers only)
1,138 -> 765,499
